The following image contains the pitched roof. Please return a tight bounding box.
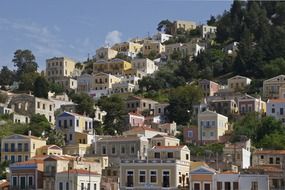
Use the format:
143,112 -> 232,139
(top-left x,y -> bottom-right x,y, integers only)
127,126 -> 159,132
2,134 -> 44,141
190,166 -> 216,174
254,150 -> 285,155
151,145 -> 186,150
58,169 -> 100,175
39,145 -> 62,150
128,112 -> 144,117
268,99 -> 285,103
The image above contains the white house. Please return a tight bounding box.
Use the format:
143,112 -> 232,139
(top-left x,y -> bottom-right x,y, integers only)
266,99 -> 285,123
198,110 -> 228,143
55,169 -> 101,190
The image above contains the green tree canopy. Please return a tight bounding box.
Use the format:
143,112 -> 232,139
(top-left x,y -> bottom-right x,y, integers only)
34,76 -> 49,99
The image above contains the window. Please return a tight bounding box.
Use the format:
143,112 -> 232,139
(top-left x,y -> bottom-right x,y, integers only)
186,154 -> 189,160
210,132 -> 214,137
194,183 -> 200,190
261,155 -> 264,159
150,170 -> 157,183
43,103 -> 45,110
24,143 -> 29,151
18,155 -> 22,162
130,146 -> 135,154
276,157 -> 281,164
167,152 -> 174,158
233,182 -> 239,190
28,176 -> 33,186
102,146 -> 106,154
127,171 -> 134,187
58,120 -> 62,127
87,183 -> 90,190
272,108 -> 275,113
70,120 -> 72,127
121,146 -> 125,154
217,182 -> 222,190
76,119 -> 79,127
37,102 -> 40,109
94,184 -> 97,190
81,183 -> 84,190
11,143 -> 15,152
33,143 -> 35,149
204,183 -> 211,190
20,176 -> 26,189
50,105 -> 52,111
162,171 -> 170,187
59,182 -> 63,190
187,131 -> 193,137
139,170 -> 146,183
69,134 -> 72,141
281,108 -> 284,115
154,152 -> 160,158
270,157 -> 274,164
225,182 -> 231,190
251,181 -> 258,190
66,182 -> 69,190
112,146 -> 116,154
4,143 -> 8,152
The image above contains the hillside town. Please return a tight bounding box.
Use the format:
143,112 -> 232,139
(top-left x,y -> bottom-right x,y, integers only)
2,1 -> 285,190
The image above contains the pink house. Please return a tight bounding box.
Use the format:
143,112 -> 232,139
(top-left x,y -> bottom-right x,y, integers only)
183,126 -> 199,144
128,112 -> 145,127
198,79 -> 220,97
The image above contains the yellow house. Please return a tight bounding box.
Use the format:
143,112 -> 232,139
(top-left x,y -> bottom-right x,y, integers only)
120,145 -> 190,189
111,42 -> 143,55
93,72 -> 121,90
46,57 -> 77,82
142,40 -> 165,56
36,145 -> 63,156
172,20 -> 197,34
1,134 -> 46,163
93,58 -> 132,75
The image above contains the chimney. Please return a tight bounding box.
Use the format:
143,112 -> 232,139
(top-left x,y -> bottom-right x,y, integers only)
28,130 -> 32,136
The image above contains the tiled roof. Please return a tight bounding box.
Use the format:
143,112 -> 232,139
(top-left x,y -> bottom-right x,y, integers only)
58,169 -> 100,175
44,154 -> 77,161
190,161 -> 208,170
39,145 -> 62,150
12,159 -> 44,166
268,99 -> 285,103
2,134 -> 45,141
254,150 -> 285,155
128,112 -> 144,117
152,145 -> 185,150
249,165 -> 283,173
127,126 -> 159,132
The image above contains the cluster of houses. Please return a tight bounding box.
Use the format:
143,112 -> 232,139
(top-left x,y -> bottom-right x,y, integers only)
0,20 -> 284,190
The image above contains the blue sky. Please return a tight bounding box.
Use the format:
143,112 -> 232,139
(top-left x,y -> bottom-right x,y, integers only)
0,0 -> 232,70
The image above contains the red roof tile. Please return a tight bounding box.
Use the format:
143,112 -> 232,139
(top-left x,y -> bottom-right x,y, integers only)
58,169 -> 100,175
254,150 -> 285,155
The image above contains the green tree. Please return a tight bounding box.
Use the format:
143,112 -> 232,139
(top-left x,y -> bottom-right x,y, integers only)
0,92 -> 8,104
157,19 -> 173,34
49,82 -> 64,95
12,49 -> 38,78
97,95 -> 127,135
28,114 -> 52,137
18,72 -> 40,92
70,93 -> 95,116
0,66 -> 15,86
34,76 -> 49,99
167,85 -> 203,125
46,129 -> 65,146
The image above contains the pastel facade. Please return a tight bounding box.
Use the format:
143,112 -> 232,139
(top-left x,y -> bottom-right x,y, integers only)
223,139 -> 251,169
93,72 -> 121,90
93,58 -> 132,75
171,20 -> 197,34
56,112 -> 94,145
36,145 -> 63,156
95,47 -> 118,61
54,77 -> 77,91
120,146 -> 190,190
237,95 -> 266,114
152,32 -> 173,43
1,134 -> 46,163
94,135 -> 149,165
77,73 -> 93,93
122,126 -> 167,138
131,58 -> 158,74
55,169 -> 101,190
199,79 -> 220,97
10,159 -> 44,190
110,82 -> 135,94
150,134 -> 180,147
183,126 -> 199,144
263,75 -> 285,99
201,25 -> 217,39
266,99 -> 285,123
46,57 -> 76,82
128,112 -> 145,127
228,75 -> 251,91
208,99 -> 238,116
9,93 -> 55,123
198,110 -> 228,143
126,96 -> 158,113
111,42 -> 143,56
142,40 -> 165,56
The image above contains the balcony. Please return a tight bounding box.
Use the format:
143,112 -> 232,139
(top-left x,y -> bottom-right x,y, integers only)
126,182 -> 134,187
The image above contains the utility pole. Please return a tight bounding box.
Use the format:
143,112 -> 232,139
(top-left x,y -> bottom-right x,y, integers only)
89,164 -> 91,190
